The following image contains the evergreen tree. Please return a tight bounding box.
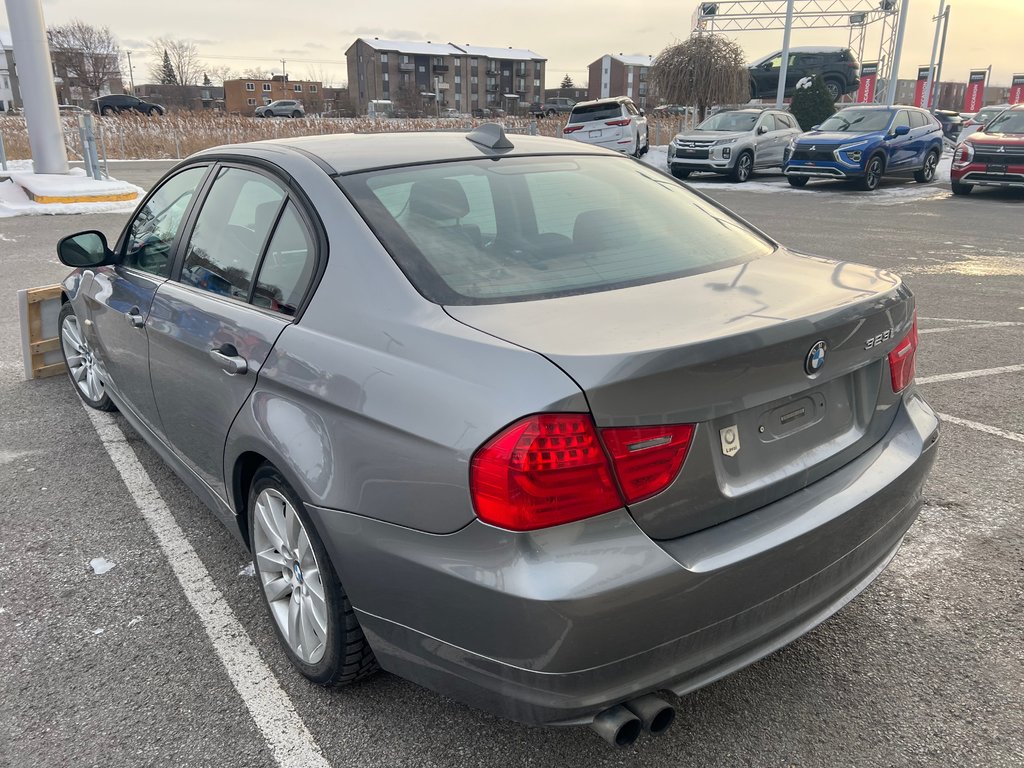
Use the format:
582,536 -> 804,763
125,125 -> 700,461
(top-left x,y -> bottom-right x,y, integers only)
202,72 -> 212,87
160,49 -> 178,85
790,75 -> 837,130
560,74 -> 574,89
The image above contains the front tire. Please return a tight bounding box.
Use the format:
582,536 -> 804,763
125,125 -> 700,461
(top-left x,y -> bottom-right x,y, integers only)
730,151 -> 754,183
59,302 -> 115,411
100,105 -> 115,117
787,175 -> 809,188
291,110 -> 302,118
951,181 -> 973,196
249,465 -> 378,686
914,150 -> 940,183
857,155 -> 884,191
670,167 -> 691,179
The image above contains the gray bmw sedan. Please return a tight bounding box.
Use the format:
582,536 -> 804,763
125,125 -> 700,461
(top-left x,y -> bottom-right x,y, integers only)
56,125 -> 938,748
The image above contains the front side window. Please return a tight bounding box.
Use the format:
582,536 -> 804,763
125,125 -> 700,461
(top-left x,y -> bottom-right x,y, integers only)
123,166 -> 208,277
891,110 -> 911,131
341,156 -> 773,304
180,167 -> 285,301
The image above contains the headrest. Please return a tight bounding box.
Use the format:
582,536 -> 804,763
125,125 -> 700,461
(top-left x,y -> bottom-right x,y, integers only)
409,178 -> 470,220
572,208 -> 628,252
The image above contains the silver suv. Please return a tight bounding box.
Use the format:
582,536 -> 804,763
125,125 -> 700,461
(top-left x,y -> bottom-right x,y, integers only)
255,100 -> 305,118
668,108 -> 801,182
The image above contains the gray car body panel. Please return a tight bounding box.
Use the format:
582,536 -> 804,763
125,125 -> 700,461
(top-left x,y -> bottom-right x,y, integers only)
58,132 -> 938,729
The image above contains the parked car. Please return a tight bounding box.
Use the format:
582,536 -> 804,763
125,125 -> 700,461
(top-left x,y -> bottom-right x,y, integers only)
749,46 -> 860,101
255,100 -> 305,118
471,107 -> 505,119
958,104 -> 1010,142
783,105 -> 944,191
531,97 -> 576,117
92,94 -> 164,117
651,104 -> 693,117
55,126 -> 936,748
667,108 -> 801,182
563,97 -> 649,157
58,104 -> 88,116
950,103 -> 1024,195
932,109 -> 963,141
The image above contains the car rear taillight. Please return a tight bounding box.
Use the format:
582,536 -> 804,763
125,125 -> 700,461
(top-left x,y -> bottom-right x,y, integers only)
563,125 -> 583,134
600,424 -> 695,504
888,315 -> 918,392
605,118 -> 631,126
470,414 -> 695,531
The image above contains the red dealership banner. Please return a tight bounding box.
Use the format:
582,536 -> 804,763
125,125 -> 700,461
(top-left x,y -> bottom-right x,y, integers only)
1010,73 -> 1024,105
856,62 -> 879,103
962,69 -> 989,112
913,67 -> 932,108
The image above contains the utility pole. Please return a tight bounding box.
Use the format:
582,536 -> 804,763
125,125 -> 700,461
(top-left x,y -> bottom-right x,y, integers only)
923,0 -> 945,111
931,5 -> 951,110
886,0 -> 910,106
774,0 -> 796,109
126,49 -> 135,93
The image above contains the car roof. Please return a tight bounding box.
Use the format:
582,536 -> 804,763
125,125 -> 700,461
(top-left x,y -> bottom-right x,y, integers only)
571,97 -> 633,108
194,130 -> 623,176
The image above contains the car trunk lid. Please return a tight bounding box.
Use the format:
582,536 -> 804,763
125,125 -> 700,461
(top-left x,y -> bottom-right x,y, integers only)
446,249 -> 915,539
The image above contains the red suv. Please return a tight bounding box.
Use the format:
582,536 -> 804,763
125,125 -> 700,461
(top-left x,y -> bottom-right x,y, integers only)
951,104 -> 1024,195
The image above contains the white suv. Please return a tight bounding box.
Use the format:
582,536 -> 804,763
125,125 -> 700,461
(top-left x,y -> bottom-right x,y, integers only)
562,97 -> 649,157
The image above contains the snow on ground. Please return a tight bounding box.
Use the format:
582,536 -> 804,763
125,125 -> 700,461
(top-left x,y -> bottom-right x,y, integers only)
641,144 -> 954,203
0,164 -> 143,218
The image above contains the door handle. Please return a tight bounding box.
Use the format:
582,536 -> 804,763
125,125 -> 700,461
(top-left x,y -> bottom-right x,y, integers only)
124,308 -> 145,328
209,347 -> 248,375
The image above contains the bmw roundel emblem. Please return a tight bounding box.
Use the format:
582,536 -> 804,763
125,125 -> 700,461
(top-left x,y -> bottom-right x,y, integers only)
804,340 -> 828,375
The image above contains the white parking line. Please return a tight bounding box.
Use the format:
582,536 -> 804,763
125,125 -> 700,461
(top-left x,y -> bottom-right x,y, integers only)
83,407 -> 330,768
937,412 -> 1024,445
920,322 -> 1024,335
917,364 -> 1024,385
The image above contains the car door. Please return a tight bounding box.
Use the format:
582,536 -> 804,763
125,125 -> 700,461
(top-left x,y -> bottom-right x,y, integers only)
908,110 -> 933,165
753,113 -> 778,167
887,110 -> 914,169
146,164 -> 313,500
78,164 -> 211,432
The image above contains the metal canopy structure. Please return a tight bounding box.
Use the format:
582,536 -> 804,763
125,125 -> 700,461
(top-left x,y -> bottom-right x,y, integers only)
693,1 -> 905,104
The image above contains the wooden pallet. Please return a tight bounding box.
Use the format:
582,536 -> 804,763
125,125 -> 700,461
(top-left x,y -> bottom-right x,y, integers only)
18,285 -> 64,380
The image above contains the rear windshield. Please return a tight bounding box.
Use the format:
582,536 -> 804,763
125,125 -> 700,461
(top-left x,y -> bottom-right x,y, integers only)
697,112 -> 758,132
339,155 -> 773,305
818,108 -> 893,132
570,103 -> 624,123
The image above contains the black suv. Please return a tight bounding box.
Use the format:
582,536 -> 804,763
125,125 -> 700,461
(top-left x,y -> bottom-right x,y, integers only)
92,94 -> 165,117
749,47 -> 859,101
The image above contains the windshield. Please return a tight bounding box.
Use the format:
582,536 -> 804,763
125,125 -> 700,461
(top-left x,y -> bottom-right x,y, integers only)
985,110 -> 1024,134
569,103 -> 624,123
976,107 -> 1008,126
818,109 -> 893,132
697,112 -> 758,132
340,156 -> 773,305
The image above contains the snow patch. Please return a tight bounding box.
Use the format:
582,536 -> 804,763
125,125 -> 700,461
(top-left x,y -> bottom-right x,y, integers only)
796,76 -> 814,90
89,557 -> 116,575
239,562 -> 255,577
0,170 -> 143,218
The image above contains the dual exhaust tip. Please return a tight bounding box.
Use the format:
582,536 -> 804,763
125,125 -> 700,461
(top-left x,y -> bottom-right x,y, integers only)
590,693 -> 676,748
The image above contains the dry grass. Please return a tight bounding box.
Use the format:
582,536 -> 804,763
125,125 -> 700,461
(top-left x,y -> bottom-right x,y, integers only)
0,112 -> 695,163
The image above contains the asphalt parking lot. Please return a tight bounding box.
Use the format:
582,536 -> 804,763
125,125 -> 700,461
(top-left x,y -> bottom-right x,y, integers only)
1,160 -> 1022,768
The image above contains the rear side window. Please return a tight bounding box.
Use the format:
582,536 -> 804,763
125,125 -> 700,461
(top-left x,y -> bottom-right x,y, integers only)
341,156 -> 774,305
253,202 -> 316,316
571,102 -> 623,123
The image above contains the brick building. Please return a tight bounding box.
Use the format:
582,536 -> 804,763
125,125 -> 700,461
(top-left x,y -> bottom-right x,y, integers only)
346,38 -> 546,115
224,75 -> 324,115
588,54 -> 654,107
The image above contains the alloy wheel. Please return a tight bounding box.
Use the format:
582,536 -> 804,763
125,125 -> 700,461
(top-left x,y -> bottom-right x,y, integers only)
864,158 -> 882,190
252,488 -> 329,664
60,314 -> 104,403
923,153 -> 938,181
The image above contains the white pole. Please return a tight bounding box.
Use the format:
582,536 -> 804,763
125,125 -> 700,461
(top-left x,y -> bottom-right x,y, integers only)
775,0 -> 796,109
923,0 -> 945,111
4,0 -> 69,174
887,0 -> 911,106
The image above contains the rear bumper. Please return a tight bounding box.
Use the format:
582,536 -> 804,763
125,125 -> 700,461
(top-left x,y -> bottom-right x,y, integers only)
308,392 -> 939,725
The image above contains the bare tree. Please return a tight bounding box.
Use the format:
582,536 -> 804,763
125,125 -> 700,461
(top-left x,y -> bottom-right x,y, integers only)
240,67 -> 274,80
304,64 -> 338,88
205,65 -> 237,86
649,34 -> 749,120
147,37 -> 204,86
48,20 -> 122,99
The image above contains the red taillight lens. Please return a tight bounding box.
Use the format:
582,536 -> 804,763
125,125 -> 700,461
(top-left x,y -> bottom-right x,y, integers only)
600,424 -> 695,504
563,125 -> 583,134
470,414 -> 623,531
605,118 -> 631,126
888,316 -> 919,392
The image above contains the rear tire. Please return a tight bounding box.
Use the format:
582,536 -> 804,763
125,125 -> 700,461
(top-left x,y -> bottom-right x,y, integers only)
730,151 -> 754,183
291,110 -> 302,118
100,105 -> 115,116
914,150 -> 940,183
825,79 -> 843,102
249,464 -> 378,686
787,175 -> 809,188
951,181 -> 973,196
856,155 -> 884,191
670,167 -> 691,180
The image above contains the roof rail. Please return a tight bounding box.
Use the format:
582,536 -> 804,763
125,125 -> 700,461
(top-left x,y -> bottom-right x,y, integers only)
466,123 -> 514,150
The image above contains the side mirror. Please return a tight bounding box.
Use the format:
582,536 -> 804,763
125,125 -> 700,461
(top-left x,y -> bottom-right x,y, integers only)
757,125 -> 769,134
893,124 -> 911,136
639,108 -> 645,116
57,230 -> 113,268
811,125 -> 821,130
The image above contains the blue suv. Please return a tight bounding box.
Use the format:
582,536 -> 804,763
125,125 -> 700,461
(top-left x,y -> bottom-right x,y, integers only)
784,105 -> 944,191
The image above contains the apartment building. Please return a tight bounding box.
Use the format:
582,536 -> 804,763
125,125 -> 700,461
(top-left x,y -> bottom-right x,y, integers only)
346,38 -> 546,115
1,43 -> 16,112
588,54 -> 654,107
224,75 -> 324,114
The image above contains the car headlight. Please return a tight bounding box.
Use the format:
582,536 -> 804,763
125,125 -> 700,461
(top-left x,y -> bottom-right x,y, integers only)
954,141 -> 975,166
712,137 -> 738,147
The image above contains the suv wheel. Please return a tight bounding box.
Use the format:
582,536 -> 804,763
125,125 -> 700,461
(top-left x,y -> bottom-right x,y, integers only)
730,151 -> 754,183
824,79 -> 843,101
857,155 -> 884,191
100,105 -> 115,116
671,168 -> 691,180
291,110 -> 302,118
951,181 -> 973,196
914,150 -> 940,183
787,175 -> 809,188
546,109 -> 556,117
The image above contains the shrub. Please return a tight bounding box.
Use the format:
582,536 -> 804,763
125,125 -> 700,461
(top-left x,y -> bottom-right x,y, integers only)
790,75 -> 837,130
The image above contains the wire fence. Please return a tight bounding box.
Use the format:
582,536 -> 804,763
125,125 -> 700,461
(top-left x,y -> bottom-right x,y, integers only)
0,112 -> 700,163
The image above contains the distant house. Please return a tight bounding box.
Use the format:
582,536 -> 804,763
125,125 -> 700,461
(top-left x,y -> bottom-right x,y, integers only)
1,41 -> 21,111
1,39 -> 122,110
134,83 -> 224,111
223,75 -> 323,115
588,54 -> 654,107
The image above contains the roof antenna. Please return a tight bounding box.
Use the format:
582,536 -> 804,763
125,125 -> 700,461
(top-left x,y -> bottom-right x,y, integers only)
466,123 -> 514,150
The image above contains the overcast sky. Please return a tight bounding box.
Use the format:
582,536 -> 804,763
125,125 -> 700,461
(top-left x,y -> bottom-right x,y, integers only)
2,0 -> 1021,88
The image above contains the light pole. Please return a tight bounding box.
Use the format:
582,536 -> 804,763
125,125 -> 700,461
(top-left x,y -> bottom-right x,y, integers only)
923,0 -> 945,111
126,49 -> 135,93
886,0 -> 910,107
774,0 -> 796,109
931,5 -> 951,110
